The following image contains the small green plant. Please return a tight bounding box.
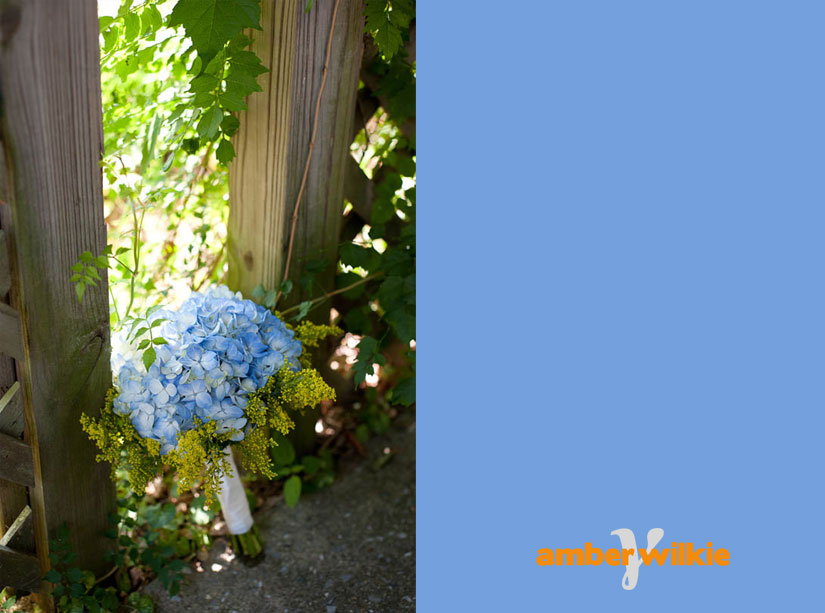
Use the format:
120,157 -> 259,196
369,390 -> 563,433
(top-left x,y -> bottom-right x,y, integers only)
106,504 -> 186,598
268,431 -> 336,508
0,587 -> 17,610
44,525 -> 119,613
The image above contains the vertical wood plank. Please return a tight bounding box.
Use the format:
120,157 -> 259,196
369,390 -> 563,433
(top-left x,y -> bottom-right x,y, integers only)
282,0 -> 365,308
227,0 -> 365,301
0,230 -> 9,297
0,152 -> 28,555
227,0 -> 299,297
0,0 -> 115,577
227,0 -> 364,455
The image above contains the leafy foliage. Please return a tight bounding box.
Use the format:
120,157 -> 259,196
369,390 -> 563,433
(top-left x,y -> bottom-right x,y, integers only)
267,431 -> 336,508
169,0 -> 261,68
45,525 -> 120,613
365,0 -> 414,60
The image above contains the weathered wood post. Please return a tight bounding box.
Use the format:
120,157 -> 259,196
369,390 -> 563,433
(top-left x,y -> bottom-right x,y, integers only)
227,0 -> 365,452
0,0 -> 115,596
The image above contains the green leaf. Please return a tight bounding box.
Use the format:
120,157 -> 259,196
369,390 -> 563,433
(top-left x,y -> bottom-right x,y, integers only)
228,50 -> 268,76
196,105 -> 223,140
169,0 -> 261,68
292,300 -> 312,321
251,283 -> 266,301
102,26 -> 119,52
189,74 -> 219,93
215,138 -> 235,164
390,376 -> 415,406
271,432 -> 295,466
124,12 -> 141,41
44,569 -> 62,583
142,346 -> 157,370
353,336 -> 384,386
224,66 -> 262,97
137,339 -> 150,350
283,475 -> 301,508
66,567 -> 84,584
264,289 -> 278,308
218,91 -> 247,111
142,5 -> 163,32
340,243 -> 379,271
221,114 -> 240,137
278,279 -> 293,297
305,0 -> 315,13
75,281 -> 86,302
371,197 -> 395,224
301,455 -> 321,474
153,337 -> 169,345
365,0 -> 412,60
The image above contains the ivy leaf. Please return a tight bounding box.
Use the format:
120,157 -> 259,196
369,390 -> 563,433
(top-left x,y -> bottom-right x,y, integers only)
74,281 -> 86,302
271,432 -> 295,466
169,0 -> 261,69
283,475 -> 302,508
197,106 -> 223,140
251,283 -> 266,301
390,377 -> 415,407
353,336 -> 385,386
215,138 -> 236,164
141,6 -> 163,33
123,13 -> 141,42
189,74 -> 220,93
228,50 -> 268,76
278,279 -> 293,297
365,0 -> 413,60
221,114 -> 240,137
142,347 -> 157,371
292,301 -> 313,321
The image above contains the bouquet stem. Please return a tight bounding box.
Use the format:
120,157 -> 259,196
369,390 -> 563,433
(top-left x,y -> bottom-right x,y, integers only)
218,448 -> 264,562
231,525 -> 264,560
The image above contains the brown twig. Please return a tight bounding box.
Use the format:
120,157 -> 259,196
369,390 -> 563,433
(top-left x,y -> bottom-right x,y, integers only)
279,271 -> 383,316
278,0 -> 341,302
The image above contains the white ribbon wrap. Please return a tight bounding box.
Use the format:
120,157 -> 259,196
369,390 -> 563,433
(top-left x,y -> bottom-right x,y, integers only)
217,448 -> 254,535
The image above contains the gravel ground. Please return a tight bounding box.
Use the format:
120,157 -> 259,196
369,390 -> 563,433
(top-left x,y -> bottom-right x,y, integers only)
145,420 -> 416,612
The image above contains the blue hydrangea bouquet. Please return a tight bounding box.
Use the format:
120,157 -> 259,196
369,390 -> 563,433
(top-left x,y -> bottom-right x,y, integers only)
82,285 -> 338,557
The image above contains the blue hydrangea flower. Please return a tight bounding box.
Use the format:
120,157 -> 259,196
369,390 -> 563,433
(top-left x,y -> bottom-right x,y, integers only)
111,285 -> 302,454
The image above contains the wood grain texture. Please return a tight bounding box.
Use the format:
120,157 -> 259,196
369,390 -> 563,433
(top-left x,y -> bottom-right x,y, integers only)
282,0 -> 365,308
0,504 -> 30,548
0,544 -> 40,592
0,230 -> 9,297
227,0 -> 365,301
0,205 -> 28,554
0,0 -> 115,577
227,0 -> 364,455
0,303 -> 23,361
0,432 -> 33,487
227,0 -> 299,297
0,381 -> 23,439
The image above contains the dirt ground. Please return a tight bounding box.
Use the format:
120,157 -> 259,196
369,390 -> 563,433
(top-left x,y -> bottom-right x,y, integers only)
144,419 -> 416,613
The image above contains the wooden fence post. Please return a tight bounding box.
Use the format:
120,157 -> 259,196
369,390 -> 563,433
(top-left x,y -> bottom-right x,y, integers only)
227,0 -> 364,453
227,0 -> 364,300
0,0 -> 115,595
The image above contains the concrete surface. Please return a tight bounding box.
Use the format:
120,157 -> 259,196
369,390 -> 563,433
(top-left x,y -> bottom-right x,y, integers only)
145,421 -> 416,612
